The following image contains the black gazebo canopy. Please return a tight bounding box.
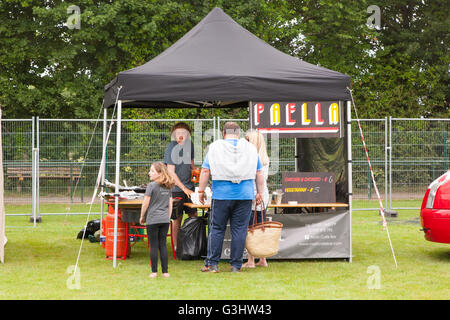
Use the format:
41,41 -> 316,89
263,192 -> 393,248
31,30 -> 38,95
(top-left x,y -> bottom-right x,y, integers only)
104,7 -> 351,109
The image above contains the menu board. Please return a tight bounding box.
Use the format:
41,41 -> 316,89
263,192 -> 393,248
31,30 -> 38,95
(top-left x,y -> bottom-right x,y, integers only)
281,172 -> 336,204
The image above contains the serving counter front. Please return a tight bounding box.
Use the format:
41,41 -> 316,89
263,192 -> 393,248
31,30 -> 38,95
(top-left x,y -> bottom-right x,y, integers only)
115,199 -> 351,260
246,211 -> 351,260
184,202 -> 351,260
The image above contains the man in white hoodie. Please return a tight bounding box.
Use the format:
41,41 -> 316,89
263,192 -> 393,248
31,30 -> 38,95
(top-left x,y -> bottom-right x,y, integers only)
198,122 -> 264,272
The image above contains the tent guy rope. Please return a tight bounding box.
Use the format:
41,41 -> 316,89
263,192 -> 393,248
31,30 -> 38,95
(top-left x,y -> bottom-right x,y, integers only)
72,86 -> 122,277
347,87 -> 398,268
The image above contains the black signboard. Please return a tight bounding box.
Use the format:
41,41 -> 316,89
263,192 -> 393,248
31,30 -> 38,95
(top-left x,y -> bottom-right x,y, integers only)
281,172 -> 336,203
249,101 -> 343,138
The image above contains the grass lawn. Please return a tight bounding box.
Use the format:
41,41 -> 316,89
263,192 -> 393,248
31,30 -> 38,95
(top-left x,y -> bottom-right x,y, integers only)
1,203 -> 449,300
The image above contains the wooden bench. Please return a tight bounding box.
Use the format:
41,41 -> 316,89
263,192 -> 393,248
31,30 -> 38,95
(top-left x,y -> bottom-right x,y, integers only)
6,165 -> 84,200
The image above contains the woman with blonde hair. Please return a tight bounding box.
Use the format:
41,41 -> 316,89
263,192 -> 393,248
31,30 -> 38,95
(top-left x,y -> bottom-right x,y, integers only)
140,162 -> 175,278
243,129 -> 270,268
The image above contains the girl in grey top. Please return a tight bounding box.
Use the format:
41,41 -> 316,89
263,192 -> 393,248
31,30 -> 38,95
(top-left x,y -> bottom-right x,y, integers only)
140,162 -> 174,278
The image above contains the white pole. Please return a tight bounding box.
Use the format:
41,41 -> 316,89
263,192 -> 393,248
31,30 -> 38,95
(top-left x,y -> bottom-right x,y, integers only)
31,118 -> 35,225
32,148 -> 37,227
30,118 -> 41,224
389,116 -> 392,210
0,105 -> 5,263
217,116 -> 221,139
347,101 -> 353,263
213,116 -> 216,141
113,100 -> 122,268
36,117 -> 40,222
384,117 -> 388,209
100,108 -> 107,232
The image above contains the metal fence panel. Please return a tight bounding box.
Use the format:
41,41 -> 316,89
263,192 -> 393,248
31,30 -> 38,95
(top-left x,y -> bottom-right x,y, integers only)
351,119 -> 387,210
38,119 -> 105,203
2,119 -> 34,205
390,118 -> 450,209
4,117 -> 448,213
38,119 -> 216,204
106,119 -> 216,188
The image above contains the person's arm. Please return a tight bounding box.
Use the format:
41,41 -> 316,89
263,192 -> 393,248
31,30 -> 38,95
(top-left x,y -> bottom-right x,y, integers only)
254,169 -> 264,205
198,168 -> 210,204
168,197 -> 173,220
139,195 -> 151,225
167,164 -> 193,197
191,159 -> 197,171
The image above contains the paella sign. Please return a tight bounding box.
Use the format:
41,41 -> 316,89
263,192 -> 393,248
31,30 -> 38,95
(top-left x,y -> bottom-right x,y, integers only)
249,101 -> 343,138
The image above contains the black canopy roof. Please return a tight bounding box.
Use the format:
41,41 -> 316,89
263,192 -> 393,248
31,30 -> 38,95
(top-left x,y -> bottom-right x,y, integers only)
104,7 -> 351,108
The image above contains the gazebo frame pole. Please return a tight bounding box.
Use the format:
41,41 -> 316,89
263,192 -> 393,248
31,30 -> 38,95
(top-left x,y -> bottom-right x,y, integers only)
113,100 -> 122,268
347,100 -> 353,263
100,107 -> 107,233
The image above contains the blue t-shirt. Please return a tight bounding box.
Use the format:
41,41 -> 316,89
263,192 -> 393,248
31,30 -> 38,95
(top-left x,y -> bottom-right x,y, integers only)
202,139 -> 262,200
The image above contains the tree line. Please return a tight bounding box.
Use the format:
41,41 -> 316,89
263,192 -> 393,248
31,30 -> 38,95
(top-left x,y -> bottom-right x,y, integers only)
0,0 -> 448,120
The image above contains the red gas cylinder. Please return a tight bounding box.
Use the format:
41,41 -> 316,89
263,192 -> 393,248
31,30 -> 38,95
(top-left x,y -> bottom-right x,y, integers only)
101,217 -> 106,248
104,205 -> 130,259
191,168 -> 200,183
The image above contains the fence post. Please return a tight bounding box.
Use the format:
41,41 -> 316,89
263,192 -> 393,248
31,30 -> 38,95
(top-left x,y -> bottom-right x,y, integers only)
70,161 -> 73,202
389,116 -> 392,210
30,117 -> 42,223
384,117 -> 388,210
444,131 -> 448,172
31,148 -> 41,224
213,116 -> 216,141
31,116 -> 35,217
217,116 -> 220,140
37,117 -> 40,218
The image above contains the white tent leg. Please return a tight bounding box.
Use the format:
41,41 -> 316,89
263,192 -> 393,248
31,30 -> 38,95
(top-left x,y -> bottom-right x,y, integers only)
347,100 -> 353,263
113,100 -> 122,268
100,108 -> 107,233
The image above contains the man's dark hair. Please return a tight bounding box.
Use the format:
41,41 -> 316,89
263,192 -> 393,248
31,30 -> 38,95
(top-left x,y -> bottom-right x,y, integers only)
222,122 -> 241,136
170,122 -> 192,135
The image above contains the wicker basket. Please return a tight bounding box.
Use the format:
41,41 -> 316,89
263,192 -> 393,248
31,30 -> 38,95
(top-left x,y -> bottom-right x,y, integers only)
245,204 -> 283,258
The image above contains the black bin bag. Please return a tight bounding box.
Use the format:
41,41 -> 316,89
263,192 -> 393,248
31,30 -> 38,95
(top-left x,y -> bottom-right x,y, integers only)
176,216 -> 207,260
77,219 -> 100,239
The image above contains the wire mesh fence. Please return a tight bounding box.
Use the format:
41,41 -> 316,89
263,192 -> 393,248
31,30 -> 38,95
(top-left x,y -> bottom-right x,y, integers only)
2,117 -> 449,213
38,119 -> 104,203
351,119 -> 387,210
37,118 -> 216,203
390,118 -> 450,209
2,119 -> 34,205
106,119 -> 216,188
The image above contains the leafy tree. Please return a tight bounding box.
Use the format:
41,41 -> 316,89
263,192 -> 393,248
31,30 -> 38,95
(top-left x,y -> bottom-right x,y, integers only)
285,0 -> 448,118
0,1 -> 448,119
361,0 -> 449,117
0,1 -> 202,118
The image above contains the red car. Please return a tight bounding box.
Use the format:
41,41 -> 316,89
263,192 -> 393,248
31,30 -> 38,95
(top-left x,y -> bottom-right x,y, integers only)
420,171 -> 450,244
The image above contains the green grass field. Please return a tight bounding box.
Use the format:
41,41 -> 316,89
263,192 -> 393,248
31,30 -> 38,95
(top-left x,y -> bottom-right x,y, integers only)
1,202 -> 449,300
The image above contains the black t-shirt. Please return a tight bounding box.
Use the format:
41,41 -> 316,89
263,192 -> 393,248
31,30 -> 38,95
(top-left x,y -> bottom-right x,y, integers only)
163,140 -> 194,193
